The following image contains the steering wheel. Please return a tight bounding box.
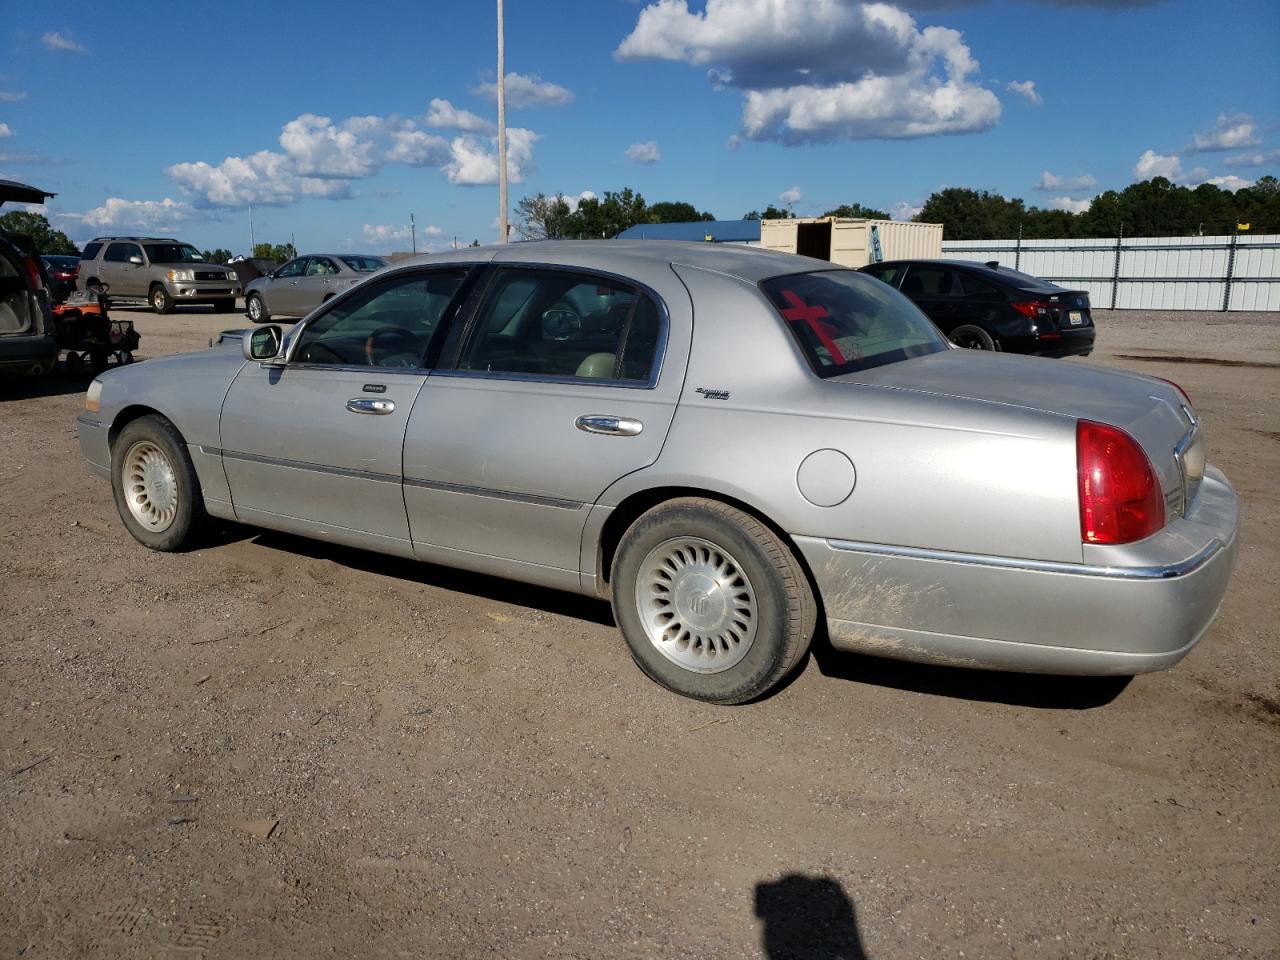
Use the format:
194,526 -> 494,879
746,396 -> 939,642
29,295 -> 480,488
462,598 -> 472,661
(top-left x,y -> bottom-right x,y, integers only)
364,326 -> 420,367
541,302 -> 582,341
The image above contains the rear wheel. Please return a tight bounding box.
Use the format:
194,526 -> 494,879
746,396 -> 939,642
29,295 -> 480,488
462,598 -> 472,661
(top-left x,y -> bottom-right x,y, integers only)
110,415 -> 205,551
150,285 -> 174,315
246,293 -> 269,323
611,498 -> 815,704
949,325 -> 997,350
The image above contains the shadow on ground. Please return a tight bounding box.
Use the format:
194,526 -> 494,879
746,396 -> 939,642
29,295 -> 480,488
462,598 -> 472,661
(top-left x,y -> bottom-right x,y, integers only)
755,874 -> 867,960
0,369 -> 93,402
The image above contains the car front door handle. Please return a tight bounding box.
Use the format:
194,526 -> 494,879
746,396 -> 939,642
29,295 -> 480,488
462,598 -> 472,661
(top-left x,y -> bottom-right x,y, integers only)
346,398 -> 395,415
575,415 -> 643,437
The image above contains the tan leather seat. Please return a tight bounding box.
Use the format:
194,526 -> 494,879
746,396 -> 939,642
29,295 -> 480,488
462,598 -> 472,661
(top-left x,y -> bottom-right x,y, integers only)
575,353 -> 615,379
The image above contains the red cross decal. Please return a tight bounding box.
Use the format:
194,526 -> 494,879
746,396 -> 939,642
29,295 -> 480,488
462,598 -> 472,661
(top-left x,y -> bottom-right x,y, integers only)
779,289 -> 846,364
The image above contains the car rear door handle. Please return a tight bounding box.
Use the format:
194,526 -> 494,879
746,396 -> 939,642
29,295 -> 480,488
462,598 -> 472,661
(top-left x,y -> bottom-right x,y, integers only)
575,415 -> 643,436
346,398 -> 395,415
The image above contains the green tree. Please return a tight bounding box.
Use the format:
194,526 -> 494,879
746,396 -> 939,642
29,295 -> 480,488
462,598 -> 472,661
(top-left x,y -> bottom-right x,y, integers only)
252,241 -> 296,263
565,188 -> 649,238
515,192 -> 575,240
0,210 -> 78,255
915,188 -> 1027,240
821,203 -> 890,220
201,247 -> 233,264
744,205 -> 794,220
648,201 -> 715,223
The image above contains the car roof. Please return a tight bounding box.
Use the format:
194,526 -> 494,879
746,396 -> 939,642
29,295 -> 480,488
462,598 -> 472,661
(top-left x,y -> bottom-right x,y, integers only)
394,239 -> 833,284
296,253 -> 387,260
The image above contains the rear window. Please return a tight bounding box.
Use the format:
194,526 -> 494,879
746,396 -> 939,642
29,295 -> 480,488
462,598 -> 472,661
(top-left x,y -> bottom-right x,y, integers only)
992,265 -> 1064,293
762,270 -> 948,377
341,256 -> 388,273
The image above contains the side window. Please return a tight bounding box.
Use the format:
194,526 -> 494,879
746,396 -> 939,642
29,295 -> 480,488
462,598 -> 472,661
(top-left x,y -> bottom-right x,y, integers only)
456,267 -> 660,382
276,258 -> 307,279
293,270 -> 467,368
958,272 -> 1000,299
306,258 -> 335,277
104,243 -> 130,263
863,265 -> 902,286
81,242 -> 103,262
899,266 -> 952,298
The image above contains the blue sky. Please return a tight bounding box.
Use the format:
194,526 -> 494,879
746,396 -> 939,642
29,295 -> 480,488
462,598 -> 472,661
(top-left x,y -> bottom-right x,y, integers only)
2,0 -> 1277,255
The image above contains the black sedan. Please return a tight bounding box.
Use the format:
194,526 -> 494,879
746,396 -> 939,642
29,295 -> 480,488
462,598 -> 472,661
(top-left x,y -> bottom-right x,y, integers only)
860,259 -> 1095,358
41,254 -> 80,303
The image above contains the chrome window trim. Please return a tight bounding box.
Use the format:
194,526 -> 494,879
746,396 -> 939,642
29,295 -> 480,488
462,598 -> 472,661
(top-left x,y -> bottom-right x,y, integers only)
826,537 -> 1224,581
447,261 -> 671,391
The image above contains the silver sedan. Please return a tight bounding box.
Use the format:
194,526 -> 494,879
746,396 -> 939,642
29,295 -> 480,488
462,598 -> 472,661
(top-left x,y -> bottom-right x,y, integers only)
77,241 -> 1237,704
244,253 -> 387,322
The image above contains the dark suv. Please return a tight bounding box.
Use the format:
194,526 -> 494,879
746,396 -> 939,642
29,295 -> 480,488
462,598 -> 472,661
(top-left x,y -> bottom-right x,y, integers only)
860,259 -> 1095,358
77,236 -> 240,314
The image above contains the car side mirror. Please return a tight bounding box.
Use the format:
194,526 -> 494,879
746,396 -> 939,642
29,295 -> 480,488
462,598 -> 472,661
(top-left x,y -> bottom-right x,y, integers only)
243,324 -> 283,363
128,255 -> 143,265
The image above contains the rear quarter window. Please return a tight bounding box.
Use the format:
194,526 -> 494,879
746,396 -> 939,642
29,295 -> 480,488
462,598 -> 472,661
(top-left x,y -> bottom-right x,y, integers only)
81,242 -> 103,262
762,270 -> 948,377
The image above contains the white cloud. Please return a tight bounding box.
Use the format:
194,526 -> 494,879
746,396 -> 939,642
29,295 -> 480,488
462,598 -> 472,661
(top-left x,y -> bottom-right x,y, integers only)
1223,149 -> 1280,168
0,90 -> 27,102
1034,170 -> 1097,193
278,114 -> 382,178
1197,174 -> 1254,192
445,127 -> 538,186
22,203 -> 48,214
0,123 -> 12,138
1049,196 -> 1092,213
1191,113 -> 1260,152
42,31 -> 85,53
626,141 -> 662,164
385,129 -> 451,166
1133,149 -> 1182,181
426,98 -> 495,134
617,0 -> 1001,143
69,197 -> 207,231
1007,80 -> 1041,105
891,200 -> 922,221
167,150 -> 353,207
362,223 -> 412,246
472,72 -> 574,108
778,185 -> 802,205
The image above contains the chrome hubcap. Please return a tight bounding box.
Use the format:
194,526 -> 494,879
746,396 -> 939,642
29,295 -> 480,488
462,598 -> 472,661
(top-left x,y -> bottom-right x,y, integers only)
636,536 -> 757,673
122,440 -> 178,532
248,297 -> 261,320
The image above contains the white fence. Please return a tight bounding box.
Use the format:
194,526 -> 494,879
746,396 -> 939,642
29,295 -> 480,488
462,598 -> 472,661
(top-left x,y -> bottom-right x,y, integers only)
941,234 -> 1280,312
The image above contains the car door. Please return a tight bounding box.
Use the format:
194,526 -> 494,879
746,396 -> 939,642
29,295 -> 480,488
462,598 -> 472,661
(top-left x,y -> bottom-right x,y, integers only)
218,267 -> 473,556
100,242 -> 131,295
402,263 -> 689,585
296,256 -> 341,313
898,264 -> 959,335
266,257 -> 309,316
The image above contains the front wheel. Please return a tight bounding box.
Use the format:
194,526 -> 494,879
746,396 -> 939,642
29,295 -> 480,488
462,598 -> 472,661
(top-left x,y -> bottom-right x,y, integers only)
246,294 -> 269,323
611,498 -> 816,704
949,324 -> 997,350
151,285 -> 175,315
110,415 -> 205,551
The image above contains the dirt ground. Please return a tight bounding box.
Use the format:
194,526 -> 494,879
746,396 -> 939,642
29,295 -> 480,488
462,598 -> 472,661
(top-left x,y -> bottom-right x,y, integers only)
2,304 -> 1277,960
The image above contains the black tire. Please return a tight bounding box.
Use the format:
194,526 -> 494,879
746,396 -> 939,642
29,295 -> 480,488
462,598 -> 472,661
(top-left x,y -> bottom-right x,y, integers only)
65,351 -> 82,378
89,349 -> 108,374
150,285 -> 175,315
949,324 -> 997,350
214,297 -> 236,313
110,415 -> 206,551
246,293 -> 269,323
610,497 -> 816,704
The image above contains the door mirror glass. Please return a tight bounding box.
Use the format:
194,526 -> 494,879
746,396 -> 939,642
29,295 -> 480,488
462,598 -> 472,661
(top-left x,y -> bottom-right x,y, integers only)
243,325 -> 282,361
128,255 -> 143,265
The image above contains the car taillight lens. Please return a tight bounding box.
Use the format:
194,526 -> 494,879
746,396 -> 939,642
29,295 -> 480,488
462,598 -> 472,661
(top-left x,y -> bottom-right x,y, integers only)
1154,376 -> 1192,408
1010,300 -> 1049,319
1077,420 -> 1165,544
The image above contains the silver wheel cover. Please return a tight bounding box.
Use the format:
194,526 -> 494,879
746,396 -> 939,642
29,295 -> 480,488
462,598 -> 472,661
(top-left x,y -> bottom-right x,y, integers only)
122,440 -> 179,532
248,296 -> 261,320
635,536 -> 758,674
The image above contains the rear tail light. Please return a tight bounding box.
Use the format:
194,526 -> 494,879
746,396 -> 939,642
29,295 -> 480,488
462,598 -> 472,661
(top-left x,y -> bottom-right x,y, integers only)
1154,376 -> 1192,408
1077,420 -> 1165,544
1010,300 -> 1050,319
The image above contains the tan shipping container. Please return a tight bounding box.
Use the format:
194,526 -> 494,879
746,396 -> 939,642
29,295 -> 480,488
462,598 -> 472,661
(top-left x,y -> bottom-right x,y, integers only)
759,217 -> 943,268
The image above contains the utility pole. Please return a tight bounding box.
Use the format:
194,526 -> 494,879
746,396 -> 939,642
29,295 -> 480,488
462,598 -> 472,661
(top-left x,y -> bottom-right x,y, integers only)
496,0 -> 508,244
410,213 -> 417,254
249,204 -> 255,253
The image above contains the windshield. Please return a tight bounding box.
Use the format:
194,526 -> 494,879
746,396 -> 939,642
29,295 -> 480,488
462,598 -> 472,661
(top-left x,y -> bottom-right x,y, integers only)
762,270 -> 948,377
340,256 -> 388,273
143,243 -> 205,263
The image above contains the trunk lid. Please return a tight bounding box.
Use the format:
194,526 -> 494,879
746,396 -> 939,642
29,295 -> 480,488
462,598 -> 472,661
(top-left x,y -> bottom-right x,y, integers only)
835,350 -> 1201,520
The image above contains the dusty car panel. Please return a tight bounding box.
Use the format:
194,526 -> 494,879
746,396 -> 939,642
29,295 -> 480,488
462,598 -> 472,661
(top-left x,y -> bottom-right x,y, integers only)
76,240 -> 1238,704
